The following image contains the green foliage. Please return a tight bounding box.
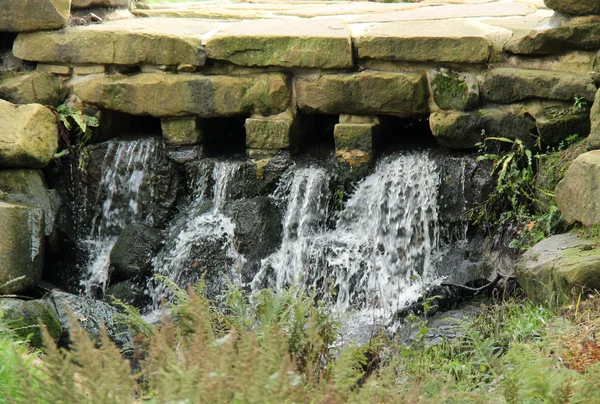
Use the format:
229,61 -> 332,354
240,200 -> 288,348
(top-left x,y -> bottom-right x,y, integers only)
53,102 -> 99,172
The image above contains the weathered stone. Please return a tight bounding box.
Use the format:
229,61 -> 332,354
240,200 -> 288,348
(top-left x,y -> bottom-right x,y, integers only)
245,109 -> 300,152
104,280 -> 150,308
482,68 -> 596,104
515,233 -> 600,304
45,290 -> 132,347
72,0 -> 130,9
226,196 -> 282,260
534,105 -> 590,147
588,89 -> 600,149
13,18 -> 215,67
0,71 -> 67,106
0,0 -> 70,32
36,64 -> 71,75
73,65 -> 106,75
430,69 -> 479,111
0,298 -> 62,347
73,73 -> 291,118
0,201 -> 44,294
0,100 -> 59,169
544,0 -> 600,16
506,24 -> 600,55
161,117 -> 201,145
430,108 -> 537,149
206,19 -> 353,69
110,224 -> 162,280
296,72 -> 428,116
334,115 -> 379,166
0,169 -> 61,236
556,151 -> 600,226
355,20 -> 499,64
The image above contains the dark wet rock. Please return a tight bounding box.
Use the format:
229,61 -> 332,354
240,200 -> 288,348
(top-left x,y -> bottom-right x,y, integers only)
226,196 -> 282,260
44,290 -> 132,347
0,298 -> 61,348
110,224 -> 162,280
104,279 -> 151,308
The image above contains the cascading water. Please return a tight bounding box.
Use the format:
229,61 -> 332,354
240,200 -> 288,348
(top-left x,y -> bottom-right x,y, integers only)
80,138 -> 159,295
150,160 -> 245,307
254,151 -> 443,321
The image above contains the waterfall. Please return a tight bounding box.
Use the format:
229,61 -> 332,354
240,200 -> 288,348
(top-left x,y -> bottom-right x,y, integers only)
80,138 -> 159,296
150,160 -> 245,306
254,151 -> 443,320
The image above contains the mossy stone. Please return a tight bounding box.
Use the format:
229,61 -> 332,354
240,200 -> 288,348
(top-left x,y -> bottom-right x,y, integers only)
0,0 -> 70,32
0,72 -> 67,107
0,299 -> 62,348
430,69 -> 479,111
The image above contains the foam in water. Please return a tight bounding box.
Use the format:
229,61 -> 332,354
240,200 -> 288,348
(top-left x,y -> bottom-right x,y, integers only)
254,152 -> 442,320
150,160 -> 245,307
81,138 -> 159,295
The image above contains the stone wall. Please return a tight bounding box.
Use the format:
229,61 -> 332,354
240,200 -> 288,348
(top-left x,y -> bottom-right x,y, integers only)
2,0 -> 600,294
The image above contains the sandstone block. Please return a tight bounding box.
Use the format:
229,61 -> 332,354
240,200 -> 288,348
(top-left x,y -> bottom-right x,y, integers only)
161,117 -> 201,145
0,201 -> 44,294
556,151 -> 600,226
0,72 -> 67,106
506,24 -> 600,55
482,68 -> 596,104
334,115 -> 379,166
544,0 -> 600,16
73,73 -> 291,118
296,72 -> 428,117
245,109 -> 299,151
71,0 -> 130,9
13,18 -> 216,67
0,0 -> 70,32
355,20 -> 497,64
0,100 -> 59,168
430,69 -> 479,111
587,89 -> 600,149
534,104 -> 590,147
516,233 -> 600,304
37,64 -> 72,75
206,19 -> 353,69
430,109 -> 536,149
73,65 -> 106,75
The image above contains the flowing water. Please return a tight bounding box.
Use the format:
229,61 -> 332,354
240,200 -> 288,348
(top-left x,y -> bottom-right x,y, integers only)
80,138 -> 159,295
254,152 -> 443,321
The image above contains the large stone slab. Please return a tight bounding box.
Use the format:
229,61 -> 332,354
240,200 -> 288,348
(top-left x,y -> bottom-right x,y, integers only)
482,68 -> 597,103
544,0 -> 600,16
0,100 -> 59,169
0,0 -> 70,32
73,73 -> 291,118
354,20 -> 504,64
0,72 -> 67,107
72,0 -> 129,9
556,151 -> 600,227
430,108 -> 537,149
515,233 -> 600,304
205,19 -> 353,69
506,24 -> 600,55
13,18 -> 215,67
295,72 -> 428,116
0,201 -> 44,294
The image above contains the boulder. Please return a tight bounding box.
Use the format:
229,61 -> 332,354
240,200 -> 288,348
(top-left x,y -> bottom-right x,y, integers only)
110,224 -> 162,280
556,151 -> 600,226
588,89 -> 600,149
71,0 -> 130,8
482,68 -> 596,104
0,100 -> 58,168
515,233 -> 600,304
0,298 -> 62,348
296,72 -> 429,117
104,280 -> 150,308
73,73 -> 291,118
544,0 -> 600,16
0,169 -> 61,236
430,69 -> 479,111
429,108 -> 537,149
226,197 -> 282,260
0,72 -> 67,106
0,0 -> 70,32
205,18 -> 353,69
0,201 -> 44,294
44,290 -> 132,347
13,18 -> 214,67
